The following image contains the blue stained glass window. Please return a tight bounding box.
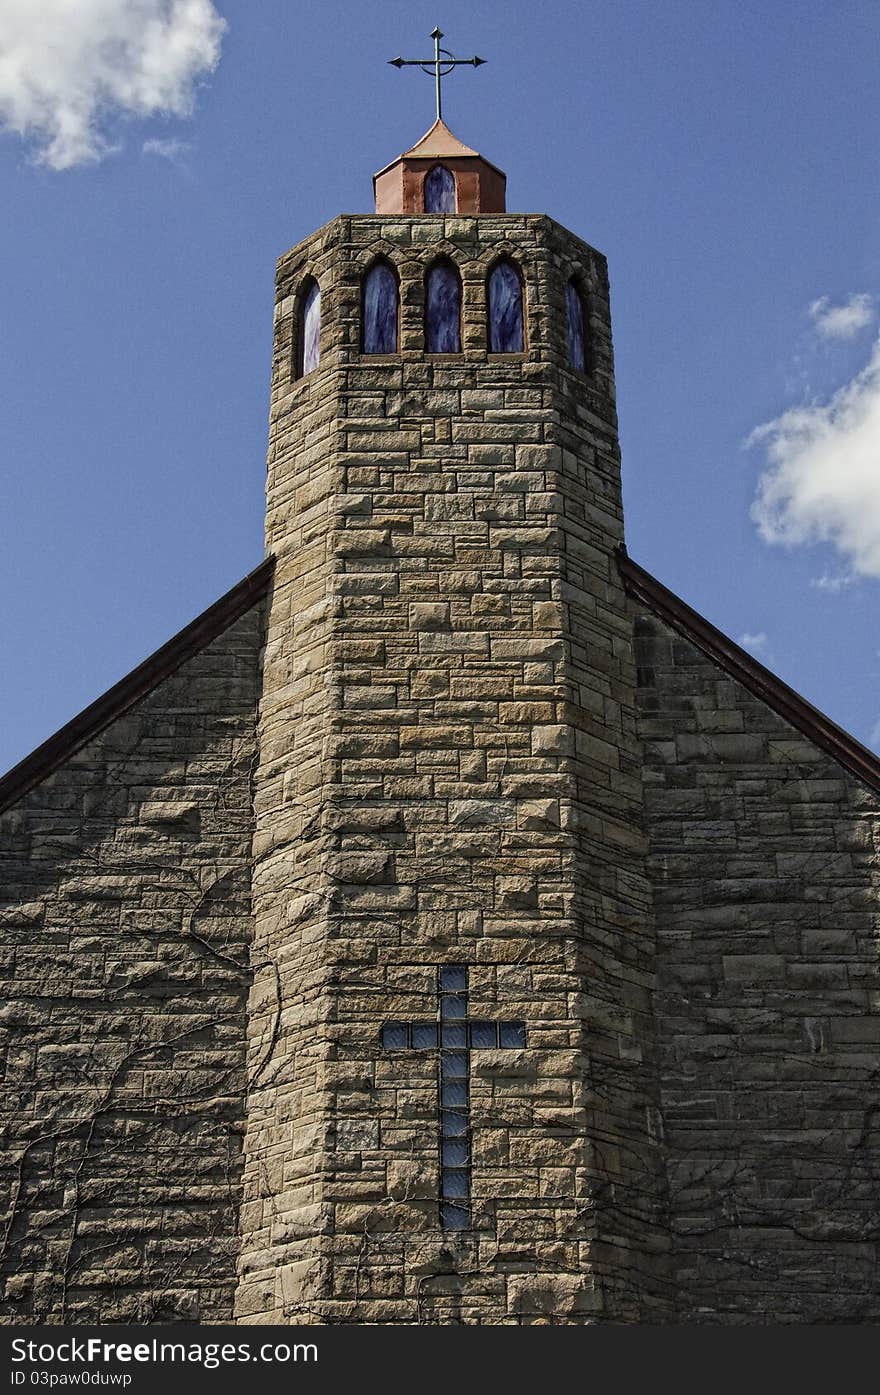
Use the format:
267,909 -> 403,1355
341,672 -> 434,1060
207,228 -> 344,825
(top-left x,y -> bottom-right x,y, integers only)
442,1169 -> 469,1199
440,965 -> 467,992
566,278 -> 586,372
441,1110 -> 467,1138
381,1022 -> 408,1049
425,262 -> 462,353
363,261 -> 398,353
441,1202 -> 469,1230
424,164 -> 456,213
499,1022 -> 527,1049
301,280 -> 321,375
442,1023 -> 467,1048
442,1139 -> 469,1168
441,1080 -> 468,1108
411,1023 -> 438,1049
470,1021 -> 497,1049
488,260 -> 524,353
441,993 -> 467,1020
441,1052 -> 468,1079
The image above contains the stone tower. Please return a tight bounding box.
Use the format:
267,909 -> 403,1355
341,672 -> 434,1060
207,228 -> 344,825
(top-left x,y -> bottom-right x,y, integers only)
235,119 -> 669,1324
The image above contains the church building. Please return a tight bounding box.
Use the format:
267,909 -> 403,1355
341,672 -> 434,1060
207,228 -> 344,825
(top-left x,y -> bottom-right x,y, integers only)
2,52 -> 880,1324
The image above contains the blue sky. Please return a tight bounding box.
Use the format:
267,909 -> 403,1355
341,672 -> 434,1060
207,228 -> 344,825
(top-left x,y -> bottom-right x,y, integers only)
1,0 -> 879,774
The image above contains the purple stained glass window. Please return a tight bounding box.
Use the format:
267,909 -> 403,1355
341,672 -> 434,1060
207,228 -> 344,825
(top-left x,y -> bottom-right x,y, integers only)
425,262 -> 461,353
301,280 -> 321,375
363,261 -> 398,353
424,164 -> 456,213
566,278 -> 586,372
488,260 -> 524,353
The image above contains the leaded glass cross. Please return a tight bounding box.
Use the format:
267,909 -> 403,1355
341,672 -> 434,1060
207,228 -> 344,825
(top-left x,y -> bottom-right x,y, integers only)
380,964 -> 527,1230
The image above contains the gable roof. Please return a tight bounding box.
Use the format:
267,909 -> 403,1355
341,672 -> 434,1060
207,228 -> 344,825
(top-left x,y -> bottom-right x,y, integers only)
618,547 -> 880,797
0,557 -> 274,816
4,547 -> 876,816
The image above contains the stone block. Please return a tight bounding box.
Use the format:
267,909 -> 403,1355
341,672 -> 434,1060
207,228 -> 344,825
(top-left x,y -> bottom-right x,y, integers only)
531,725 -> 574,757
496,877 -> 538,910
386,1160 -> 438,1201
409,603 -> 451,630
329,852 -> 393,885
278,1260 -> 321,1314
507,1273 -> 601,1317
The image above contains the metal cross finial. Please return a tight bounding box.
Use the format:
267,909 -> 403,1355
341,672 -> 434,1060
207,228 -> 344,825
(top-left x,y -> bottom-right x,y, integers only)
388,27 -> 486,124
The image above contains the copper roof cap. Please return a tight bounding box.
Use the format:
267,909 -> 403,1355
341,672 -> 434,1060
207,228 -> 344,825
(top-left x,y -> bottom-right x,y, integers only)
373,119 -> 507,215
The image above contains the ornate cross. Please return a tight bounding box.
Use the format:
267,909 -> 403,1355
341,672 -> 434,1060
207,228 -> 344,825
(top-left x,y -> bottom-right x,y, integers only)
388,27 -> 486,124
381,964 -> 526,1230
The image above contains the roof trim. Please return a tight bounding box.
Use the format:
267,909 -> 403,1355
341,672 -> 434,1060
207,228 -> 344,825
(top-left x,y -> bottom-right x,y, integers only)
373,118 -> 506,182
618,547 -> 880,797
404,118 -> 480,159
0,557 -> 274,816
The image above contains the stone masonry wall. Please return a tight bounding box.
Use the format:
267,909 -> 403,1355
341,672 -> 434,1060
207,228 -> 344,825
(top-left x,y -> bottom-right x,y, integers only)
238,213 -> 668,1324
0,604 -> 264,1324
633,608 -> 880,1323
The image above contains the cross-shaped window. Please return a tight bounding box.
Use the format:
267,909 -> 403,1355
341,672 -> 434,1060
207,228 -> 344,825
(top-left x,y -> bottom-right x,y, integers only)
381,964 -> 527,1230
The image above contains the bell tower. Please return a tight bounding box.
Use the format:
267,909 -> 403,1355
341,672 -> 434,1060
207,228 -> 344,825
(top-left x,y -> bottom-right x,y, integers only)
235,42 -> 668,1324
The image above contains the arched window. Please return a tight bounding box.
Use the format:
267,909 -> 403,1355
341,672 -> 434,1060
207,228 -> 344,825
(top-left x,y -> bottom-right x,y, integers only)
424,165 -> 456,214
566,278 -> 587,372
425,260 -> 462,353
298,278 -> 321,377
362,260 -> 399,354
488,260 -> 524,353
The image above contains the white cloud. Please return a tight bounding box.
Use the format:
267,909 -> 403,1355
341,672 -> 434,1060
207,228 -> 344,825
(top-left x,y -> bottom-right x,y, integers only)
0,0 -> 226,170
749,337 -> 880,579
809,294 -> 875,341
738,631 -> 770,659
142,136 -> 191,161
810,570 -> 854,593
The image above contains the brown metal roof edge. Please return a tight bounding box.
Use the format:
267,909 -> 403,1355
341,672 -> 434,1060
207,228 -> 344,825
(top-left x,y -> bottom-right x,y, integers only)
617,547 -> 880,798
0,556 -> 275,816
